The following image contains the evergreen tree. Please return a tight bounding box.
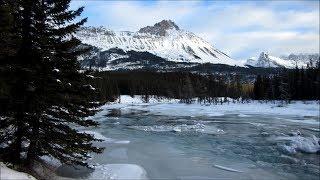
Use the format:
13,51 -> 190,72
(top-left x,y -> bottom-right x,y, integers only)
181,74 -> 194,103
0,0 -> 30,164
279,73 -> 291,103
253,75 -> 263,100
0,0 -> 103,168
27,0 -> 103,167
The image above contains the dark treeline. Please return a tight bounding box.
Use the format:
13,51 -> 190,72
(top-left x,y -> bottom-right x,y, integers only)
92,71 -> 254,103
91,65 -> 319,103
253,66 -> 320,101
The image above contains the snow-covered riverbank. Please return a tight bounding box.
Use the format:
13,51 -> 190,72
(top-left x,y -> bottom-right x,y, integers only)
98,95 -> 319,119
0,163 -> 36,180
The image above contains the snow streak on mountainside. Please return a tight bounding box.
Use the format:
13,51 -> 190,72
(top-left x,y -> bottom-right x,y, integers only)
75,20 -> 242,66
246,52 -> 319,68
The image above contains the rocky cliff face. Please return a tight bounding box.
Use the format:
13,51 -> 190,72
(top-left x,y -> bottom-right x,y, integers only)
138,20 -> 180,36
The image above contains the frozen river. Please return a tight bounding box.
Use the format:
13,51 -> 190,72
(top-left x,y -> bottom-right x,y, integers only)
56,96 -> 320,180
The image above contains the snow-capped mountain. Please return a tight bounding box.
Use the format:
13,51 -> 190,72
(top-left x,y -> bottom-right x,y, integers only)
245,52 -> 319,68
282,54 -> 320,67
75,20 -> 242,67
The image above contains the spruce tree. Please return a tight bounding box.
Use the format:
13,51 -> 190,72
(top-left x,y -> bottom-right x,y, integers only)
279,75 -> 291,104
27,0 -> 103,167
0,0 -> 30,164
1,0 -> 103,168
253,75 -> 263,100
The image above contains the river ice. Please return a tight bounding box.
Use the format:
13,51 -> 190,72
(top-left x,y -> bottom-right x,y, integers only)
56,96 -> 319,180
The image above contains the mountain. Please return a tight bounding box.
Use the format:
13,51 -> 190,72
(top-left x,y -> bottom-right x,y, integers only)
245,52 -> 291,68
75,20 -> 242,69
245,52 -> 319,68
77,45 -> 256,74
282,54 -> 320,67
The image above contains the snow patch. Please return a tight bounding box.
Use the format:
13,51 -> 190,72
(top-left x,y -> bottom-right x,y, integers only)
86,75 -> 95,78
273,135 -> 320,154
84,85 -> 96,90
53,68 -> 60,72
90,164 -> 148,180
0,163 -> 36,180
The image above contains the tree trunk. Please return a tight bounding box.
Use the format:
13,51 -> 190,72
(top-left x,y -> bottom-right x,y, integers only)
11,109 -> 23,164
26,117 -> 40,166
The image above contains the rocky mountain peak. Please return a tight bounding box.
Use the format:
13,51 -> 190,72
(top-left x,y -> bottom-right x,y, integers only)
259,52 -> 269,60
138,19 -> 180,36
154,20 -> 180,30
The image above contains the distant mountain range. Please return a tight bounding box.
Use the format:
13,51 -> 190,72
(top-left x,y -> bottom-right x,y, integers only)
75,20 -> 319,71
245,52 -> 319,68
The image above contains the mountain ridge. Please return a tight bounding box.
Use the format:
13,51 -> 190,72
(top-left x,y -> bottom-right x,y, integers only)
245,52 -> 319,68
75,20 -> 242,67
74,20 -> 319,70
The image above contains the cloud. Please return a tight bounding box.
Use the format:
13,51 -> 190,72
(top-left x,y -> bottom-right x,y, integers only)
70,0 -> 319,60
70,1 -> 199,30
212,31 -> 319,59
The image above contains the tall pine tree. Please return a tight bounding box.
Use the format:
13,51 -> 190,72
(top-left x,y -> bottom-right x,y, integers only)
0,0 -> 30,164
0,0 -> 103,168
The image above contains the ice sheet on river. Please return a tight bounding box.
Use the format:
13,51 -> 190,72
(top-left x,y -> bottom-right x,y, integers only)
129,123 -> 225,135
83,95 -> 320,180
81,130 -> 130,144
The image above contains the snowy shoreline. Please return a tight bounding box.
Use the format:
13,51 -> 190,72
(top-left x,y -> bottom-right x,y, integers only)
99,95 -> 319,118
0,163 -> 36,180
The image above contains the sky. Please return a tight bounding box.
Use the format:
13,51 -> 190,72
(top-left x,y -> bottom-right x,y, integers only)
70,0 -> 319,60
